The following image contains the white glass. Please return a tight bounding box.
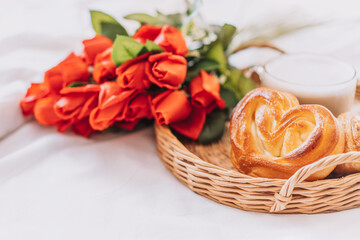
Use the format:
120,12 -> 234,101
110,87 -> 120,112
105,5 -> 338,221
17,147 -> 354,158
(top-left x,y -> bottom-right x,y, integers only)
258,53 -> 357,117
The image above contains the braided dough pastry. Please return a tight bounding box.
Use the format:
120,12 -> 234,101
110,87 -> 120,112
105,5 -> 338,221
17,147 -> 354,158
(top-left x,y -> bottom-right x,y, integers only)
335,112 -> 360,174
230,88 -> 344,180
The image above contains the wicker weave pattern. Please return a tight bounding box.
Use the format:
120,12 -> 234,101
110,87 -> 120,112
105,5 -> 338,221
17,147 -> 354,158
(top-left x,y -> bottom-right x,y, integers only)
155,123 -> 360,214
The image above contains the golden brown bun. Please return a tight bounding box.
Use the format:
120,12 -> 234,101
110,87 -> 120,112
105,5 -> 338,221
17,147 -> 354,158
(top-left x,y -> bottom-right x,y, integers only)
230,88 -> 344,180
335,112 -> 360,174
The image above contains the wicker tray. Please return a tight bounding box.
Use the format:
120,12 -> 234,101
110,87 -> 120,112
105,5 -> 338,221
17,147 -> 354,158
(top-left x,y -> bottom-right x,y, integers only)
155,123 -> 360,214
155,80 -> 360,214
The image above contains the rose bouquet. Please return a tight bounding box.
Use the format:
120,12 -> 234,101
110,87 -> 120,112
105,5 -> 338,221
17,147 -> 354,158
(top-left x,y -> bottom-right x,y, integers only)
20,4 -> 258,143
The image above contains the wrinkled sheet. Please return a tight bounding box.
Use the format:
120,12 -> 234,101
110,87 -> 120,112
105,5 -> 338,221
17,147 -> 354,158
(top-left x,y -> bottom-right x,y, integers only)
1,0 -> 360,239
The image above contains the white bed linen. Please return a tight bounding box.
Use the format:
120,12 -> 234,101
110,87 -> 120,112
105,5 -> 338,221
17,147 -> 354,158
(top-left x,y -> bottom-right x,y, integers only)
1,0 -> 360,239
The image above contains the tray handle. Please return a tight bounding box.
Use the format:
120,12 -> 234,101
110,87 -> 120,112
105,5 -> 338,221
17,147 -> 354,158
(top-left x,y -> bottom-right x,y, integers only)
270,151 -> 360,213
229,41 -> 286,55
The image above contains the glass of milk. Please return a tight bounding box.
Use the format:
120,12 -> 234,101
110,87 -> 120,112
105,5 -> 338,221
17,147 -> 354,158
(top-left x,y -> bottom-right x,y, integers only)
258,53 -> 357,117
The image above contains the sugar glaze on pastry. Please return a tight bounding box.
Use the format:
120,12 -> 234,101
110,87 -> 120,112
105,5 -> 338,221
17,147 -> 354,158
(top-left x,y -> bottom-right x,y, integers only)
230,88 -> 344,180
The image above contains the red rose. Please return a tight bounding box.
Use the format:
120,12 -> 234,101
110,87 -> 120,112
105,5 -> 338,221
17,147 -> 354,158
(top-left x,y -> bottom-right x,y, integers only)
149,90 -> 191,125
116,53 -> 150,90
89,82 -> 135,131
44,53 -> 89,92
145,52 -> 187,90
190,70 -> 225,113
171,107 -> 206,140
20,83 -> 49,116
117,91 -> 153,130
133,24 -> 188,56
54,84 -> 100,122
122,92 -> 152,121
93,47 -> 117,83
32,84 -> 99,137
20,53 -> 91,134
82,35 -> 113,65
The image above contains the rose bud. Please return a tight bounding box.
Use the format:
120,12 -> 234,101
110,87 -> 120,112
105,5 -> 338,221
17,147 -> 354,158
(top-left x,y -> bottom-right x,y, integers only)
116,53 -> 150,90
146,52 -> 187,90
117,92 -> 153,131
122,91 -> 152,122
44,53 -> 89,92
82,35 -> 113,65
133,24 -> 188,56
93,48 -> 117,83
149,90 -> 191,125
54,84 -> 100,122
89,82 -> 135,131
190,70 -> 225,113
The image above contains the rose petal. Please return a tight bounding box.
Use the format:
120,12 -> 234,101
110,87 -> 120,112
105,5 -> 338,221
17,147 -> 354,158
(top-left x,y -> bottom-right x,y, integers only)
72,118 -> 95,137
34,97 -> 62,126
150,90 -> 191,125
133,25 -> 162,44
82,35 -> 113,65
171,107 -> 206,140
20,83 -> 49,116
93,47 -> 117,83
44,53 -> 89,92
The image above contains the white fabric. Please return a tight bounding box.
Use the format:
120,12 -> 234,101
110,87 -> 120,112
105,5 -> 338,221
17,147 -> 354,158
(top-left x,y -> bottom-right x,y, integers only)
1,0 -> 360,239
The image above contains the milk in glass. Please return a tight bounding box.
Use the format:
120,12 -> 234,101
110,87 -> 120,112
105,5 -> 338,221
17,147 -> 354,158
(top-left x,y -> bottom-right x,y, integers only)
260,54 -> 357,116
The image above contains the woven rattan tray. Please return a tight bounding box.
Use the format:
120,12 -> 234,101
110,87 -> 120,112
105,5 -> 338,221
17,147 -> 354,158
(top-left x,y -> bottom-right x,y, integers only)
154,91 -> 360,214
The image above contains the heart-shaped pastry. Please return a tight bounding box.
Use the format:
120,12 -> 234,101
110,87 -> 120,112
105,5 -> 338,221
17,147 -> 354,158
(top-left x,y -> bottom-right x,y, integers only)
335,112 -> 360,174
230,88 -> 344,180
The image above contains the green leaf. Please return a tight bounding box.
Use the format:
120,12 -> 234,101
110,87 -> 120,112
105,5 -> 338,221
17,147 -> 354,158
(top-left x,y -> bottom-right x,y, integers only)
218,24 -> 236,50
191,59 -> 220,72
68,82 -> 88,88
144,40 -> 163,53
111,35 -> 145,66
124,13 -> 165,25
186,59 -> 220,81
156,11 -> 182,26
125,12 -> 184,27
220,87 -> 239,119
90,10 -> 119,33
163,13 -> 183,27
223,70 -> 256,100
198,110 -> 227,144
111,37 -> 164,66
100,22 -> 128,41
220,87 -> 238,110
206,41 -> 227,73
